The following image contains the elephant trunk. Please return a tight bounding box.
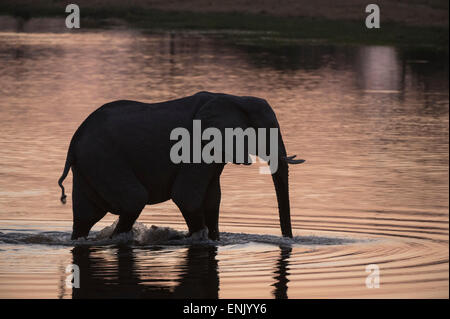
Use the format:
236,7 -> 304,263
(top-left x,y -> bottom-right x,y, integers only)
271,136 -> 293,238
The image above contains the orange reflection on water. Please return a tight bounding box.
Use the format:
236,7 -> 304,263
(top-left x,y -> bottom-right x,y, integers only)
0,19 -> 448,298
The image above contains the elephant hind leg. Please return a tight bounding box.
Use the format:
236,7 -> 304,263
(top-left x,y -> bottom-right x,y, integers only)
79,158 -> 148,237
110,183 -> 148,238
72,169 -> 107,239
111,211 -> 141,237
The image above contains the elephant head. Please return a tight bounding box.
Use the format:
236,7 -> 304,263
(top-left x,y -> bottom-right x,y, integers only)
194,94 -> 304,238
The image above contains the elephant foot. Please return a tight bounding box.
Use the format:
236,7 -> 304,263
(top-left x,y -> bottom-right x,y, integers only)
208,230 -> 219,241
188,227 -> 209,241
109,227 -> 132,239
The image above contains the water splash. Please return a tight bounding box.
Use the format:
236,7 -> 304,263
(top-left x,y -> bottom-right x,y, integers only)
0,221 -> 361,247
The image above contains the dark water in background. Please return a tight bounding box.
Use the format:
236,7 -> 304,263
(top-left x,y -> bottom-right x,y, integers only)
0,17 -> 448,298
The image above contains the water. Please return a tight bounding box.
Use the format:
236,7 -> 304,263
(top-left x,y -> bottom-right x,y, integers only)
0,17 -> 448,298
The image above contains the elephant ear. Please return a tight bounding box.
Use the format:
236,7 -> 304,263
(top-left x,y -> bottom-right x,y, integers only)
194,95 -> 270,164
195,94 -> 276,130
194,96 -> 248,130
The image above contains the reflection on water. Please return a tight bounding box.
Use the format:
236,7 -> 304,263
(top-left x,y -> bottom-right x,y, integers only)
71,245 -> 220,299
355,46 -> 401,92
0,17 -> 448,298
70,244 -> 293,299
272,246 -> 291,299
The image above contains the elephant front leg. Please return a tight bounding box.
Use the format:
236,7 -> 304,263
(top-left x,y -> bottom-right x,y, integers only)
204,176 -> 221,241
178,207 -> 207,239
172,185 -> 207,238
172,164 -> 224,240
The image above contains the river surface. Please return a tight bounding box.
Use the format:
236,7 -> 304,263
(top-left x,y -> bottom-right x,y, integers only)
0,17 -> 448,298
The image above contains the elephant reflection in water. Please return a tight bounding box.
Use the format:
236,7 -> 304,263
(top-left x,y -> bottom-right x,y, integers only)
69,245 -> 291,299
71,245 -> 218,299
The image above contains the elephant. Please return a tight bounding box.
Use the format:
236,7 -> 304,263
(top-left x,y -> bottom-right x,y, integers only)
58,91 -> 304,240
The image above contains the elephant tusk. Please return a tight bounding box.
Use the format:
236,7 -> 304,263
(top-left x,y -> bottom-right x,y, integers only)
283,155 -> 305,164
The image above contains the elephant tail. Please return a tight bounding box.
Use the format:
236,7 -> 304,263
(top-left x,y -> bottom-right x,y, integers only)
58,151 -> 73,205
